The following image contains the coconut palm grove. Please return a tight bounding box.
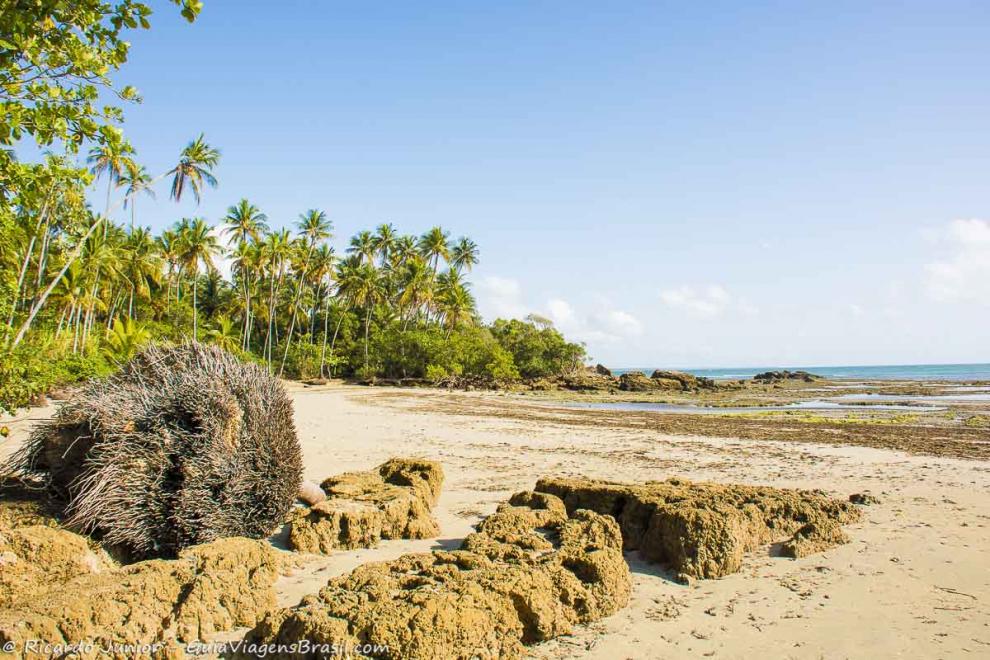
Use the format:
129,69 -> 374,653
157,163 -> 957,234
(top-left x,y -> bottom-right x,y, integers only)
0,1 -> 584,412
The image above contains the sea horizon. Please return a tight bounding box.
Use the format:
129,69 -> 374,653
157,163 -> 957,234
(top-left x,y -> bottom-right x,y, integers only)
609,362 -> 990,381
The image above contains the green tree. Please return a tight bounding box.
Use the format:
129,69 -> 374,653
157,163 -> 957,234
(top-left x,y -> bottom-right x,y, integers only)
169,134 -> 220,203
176,217 -> 220,339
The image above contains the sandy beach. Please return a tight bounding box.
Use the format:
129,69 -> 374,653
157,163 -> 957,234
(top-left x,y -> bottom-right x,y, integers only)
8,383 -> 986,658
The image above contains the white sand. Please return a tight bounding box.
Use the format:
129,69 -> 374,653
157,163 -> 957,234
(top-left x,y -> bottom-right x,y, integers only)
4,384 -> 989,658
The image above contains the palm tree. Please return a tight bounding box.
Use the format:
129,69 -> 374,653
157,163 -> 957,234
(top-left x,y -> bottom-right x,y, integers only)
157,229 -> 181,305
104,318 -> 151,362
278,210 -> 332,376
222,199 -> 268,245
222,199 -> 268,347
205,316 -> 240,352
397,256 -> 432,328
260,228 -> 292,368
176,217 -> 221,339
418,226 -> 451,277
373,223 -> 397,267
119,161 -> 155,230
169,134 -> 220,203
231,239 -> 260,350
342,262 -> 385,373
348,230 -> 376,264
438,282 -> 476,336
121,227 -> 162,319
87,137 -> 135,218
451,237 -> 479,273
392,235 -> 419,268
308,243 -> 337,375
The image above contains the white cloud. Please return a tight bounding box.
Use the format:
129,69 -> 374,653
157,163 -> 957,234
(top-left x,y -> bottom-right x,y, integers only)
544,297 -> 642,346
477,276 -> 528,319
546,298 -> 576,326
924,219 -> 990,304
659,284 -> 756,318
595,309 -> 643,337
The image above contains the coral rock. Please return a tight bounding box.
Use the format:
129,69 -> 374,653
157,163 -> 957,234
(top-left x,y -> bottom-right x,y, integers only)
0,537 -> 281,652
536,476 -> 860,579
249,492 -> 630,660
287,458 -> 444,554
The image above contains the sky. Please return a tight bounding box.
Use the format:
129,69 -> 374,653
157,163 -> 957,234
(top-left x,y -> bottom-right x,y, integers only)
52,1 -> 990,367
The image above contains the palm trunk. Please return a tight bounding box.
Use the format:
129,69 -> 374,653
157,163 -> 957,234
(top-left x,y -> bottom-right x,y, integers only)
328,312 -> 345,377
192,274 -> 198,340
363,301 -> 371,371
319,300 -> 331,377
6,235 -> 36,328
279,245 -> 315,377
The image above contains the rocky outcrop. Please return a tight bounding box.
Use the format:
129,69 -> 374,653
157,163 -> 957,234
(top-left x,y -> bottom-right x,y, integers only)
753,370 -> 822,383
559,372 -> 616,391
286,458 -> 443,554
536,476 -> 860,580
618,371 -> 657,392
248,491 -> 630,660
650,370 -> 716,391
0,525 -> 115,609
594,364 -> 613,377
0,537 -> 282,652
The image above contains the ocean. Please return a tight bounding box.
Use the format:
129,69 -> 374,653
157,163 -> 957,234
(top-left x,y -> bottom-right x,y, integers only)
610,363 -> 990,381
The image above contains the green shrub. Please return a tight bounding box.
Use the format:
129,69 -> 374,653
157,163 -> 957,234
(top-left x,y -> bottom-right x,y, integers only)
275,340 -> 324,380
0,336 -> 113,413
489,317 -> 585,378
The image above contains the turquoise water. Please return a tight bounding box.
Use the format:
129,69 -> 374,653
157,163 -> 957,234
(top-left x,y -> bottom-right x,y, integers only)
611,363 -> 990,381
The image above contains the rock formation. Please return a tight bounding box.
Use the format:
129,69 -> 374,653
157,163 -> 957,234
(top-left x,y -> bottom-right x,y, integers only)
286,458 -> 443,554
249,490 -> 631,659
536,476 -> 860,579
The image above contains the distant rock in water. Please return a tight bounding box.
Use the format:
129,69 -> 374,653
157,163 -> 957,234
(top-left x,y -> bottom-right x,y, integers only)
753,370 -> 822,383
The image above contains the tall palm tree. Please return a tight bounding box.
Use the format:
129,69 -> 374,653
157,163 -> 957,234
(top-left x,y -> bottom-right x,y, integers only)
348,230 -> 376,264
169,134 -> 220,203
157,229 -> 181,305
222,199 -> 268,245
418,226 -> 451,276
438,282 -> 476,336
231,239 -> 261,350
373,223 -> 397,267
222,199 -> 268,346
119,161 -> 155,230
87,138 -> 135,218
177,217 -> 221,339
121,227 -> 162,319
260,228 -> 292,368
307,243 -> 337,374
340,262 -> 385,373
451,236 -> 479,273
391,235 -> 419,268
278,210 -> 332,376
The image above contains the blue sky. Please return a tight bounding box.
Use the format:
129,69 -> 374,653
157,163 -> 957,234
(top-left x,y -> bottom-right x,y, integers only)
63,1 -> 990,367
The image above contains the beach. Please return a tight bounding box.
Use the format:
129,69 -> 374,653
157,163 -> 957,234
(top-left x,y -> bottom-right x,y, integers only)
8,381 -> 987,657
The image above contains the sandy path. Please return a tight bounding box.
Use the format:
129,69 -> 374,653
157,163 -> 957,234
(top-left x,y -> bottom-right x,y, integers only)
4,385 -> 989,658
